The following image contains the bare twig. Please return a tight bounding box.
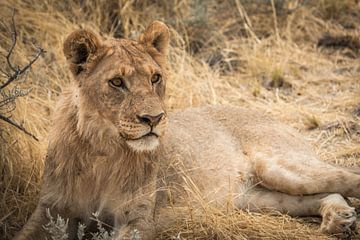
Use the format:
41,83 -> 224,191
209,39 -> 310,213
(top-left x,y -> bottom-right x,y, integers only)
6,9 -> 18,72
0,47 -> 44,90
0,9 -> 43,141
0,114 -> 38,141
1,8 -> 45,91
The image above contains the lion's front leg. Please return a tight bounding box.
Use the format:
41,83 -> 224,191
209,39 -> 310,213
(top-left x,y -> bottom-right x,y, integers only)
13,203 -> 49,240
116,217 -> 156,240
114,198 -> 156,240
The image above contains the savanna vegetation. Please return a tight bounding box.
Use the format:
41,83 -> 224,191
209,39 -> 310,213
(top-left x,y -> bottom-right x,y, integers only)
1,0 -> 360,239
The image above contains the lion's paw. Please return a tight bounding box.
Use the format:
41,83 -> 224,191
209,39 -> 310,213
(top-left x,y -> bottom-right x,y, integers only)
320,203 -> 357,238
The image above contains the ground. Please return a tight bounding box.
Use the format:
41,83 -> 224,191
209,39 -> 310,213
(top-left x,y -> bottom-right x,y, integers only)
0,0 -> 359,239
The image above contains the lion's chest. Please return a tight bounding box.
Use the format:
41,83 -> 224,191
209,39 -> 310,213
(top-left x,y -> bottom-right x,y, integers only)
61,155 -> 154,223
60,156 -> 133,219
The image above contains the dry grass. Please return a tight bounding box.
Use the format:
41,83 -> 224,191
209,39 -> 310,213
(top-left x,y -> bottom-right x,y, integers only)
1,0 -> 360,239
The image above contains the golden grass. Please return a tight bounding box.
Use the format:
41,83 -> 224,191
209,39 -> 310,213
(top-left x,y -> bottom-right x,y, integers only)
1,0 -> 360,239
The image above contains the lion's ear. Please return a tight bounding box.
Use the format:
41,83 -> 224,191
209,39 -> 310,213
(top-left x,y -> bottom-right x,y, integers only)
63,29 -> 102,76
139,21 -> 170,56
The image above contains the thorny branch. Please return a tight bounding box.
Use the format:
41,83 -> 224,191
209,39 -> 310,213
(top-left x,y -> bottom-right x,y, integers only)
0,114 -> 38,141
6,10 -> 18,73
0,9 -> 44,141
0,48 -> 44,91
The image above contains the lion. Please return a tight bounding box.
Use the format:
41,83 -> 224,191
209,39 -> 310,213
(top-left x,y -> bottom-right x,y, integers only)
14,21 -> 360,240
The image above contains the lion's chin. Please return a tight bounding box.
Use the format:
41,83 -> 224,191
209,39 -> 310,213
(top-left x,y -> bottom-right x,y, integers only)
125,134 -> 160,152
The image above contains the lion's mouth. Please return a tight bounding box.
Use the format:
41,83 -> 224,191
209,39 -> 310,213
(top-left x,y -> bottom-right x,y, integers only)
125,131 -> 161,152
130,131 -> 159,141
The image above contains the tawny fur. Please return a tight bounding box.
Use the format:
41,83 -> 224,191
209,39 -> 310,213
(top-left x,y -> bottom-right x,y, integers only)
14,21 -> 360,240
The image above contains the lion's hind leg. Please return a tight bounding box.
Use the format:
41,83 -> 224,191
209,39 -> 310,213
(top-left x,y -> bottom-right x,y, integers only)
253,152 -> 360,198
320,194 -> 357,236
236,187 -> 357,237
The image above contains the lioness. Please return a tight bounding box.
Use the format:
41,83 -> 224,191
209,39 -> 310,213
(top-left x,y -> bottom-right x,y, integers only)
15,21 -> 360,240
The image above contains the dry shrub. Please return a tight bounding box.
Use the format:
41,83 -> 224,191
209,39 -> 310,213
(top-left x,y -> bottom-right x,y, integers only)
316,0 -> 360,26
1,0 -> 360,239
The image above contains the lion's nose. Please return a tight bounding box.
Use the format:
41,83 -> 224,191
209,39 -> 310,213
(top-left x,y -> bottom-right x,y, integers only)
137,112 -> 164,126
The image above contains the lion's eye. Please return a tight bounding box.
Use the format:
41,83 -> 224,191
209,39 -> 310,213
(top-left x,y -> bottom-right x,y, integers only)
109,77 -> 124,88
151,74 -> 162,84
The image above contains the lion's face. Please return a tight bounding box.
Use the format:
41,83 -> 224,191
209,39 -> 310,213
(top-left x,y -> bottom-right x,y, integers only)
63,22 -> 170,152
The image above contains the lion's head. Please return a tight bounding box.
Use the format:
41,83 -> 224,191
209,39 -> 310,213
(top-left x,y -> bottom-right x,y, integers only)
63,21 -> 170,152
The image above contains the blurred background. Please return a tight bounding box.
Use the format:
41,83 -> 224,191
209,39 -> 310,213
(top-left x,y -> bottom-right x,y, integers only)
0,0 -> 359,239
